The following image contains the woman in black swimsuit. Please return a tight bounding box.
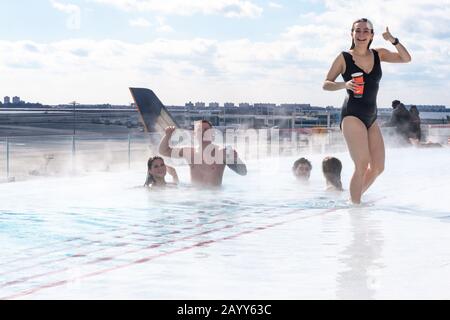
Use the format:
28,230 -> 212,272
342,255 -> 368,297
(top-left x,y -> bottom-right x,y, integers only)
323,18 -> 411,204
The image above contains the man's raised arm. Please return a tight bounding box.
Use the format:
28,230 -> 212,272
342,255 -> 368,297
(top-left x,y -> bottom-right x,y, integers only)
225,147 -> 247,176
159,126 -> 190,159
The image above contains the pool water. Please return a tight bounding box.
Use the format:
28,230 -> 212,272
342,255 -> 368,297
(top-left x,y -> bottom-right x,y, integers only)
1,147 -> 450,299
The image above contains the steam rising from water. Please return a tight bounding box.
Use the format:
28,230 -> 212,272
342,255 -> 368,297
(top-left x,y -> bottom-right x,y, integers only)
0,126 -> 448,183
0,145 -> 450,299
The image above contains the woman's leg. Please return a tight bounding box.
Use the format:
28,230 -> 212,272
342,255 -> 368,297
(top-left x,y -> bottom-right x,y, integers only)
362,122 -> 385,194
342,116 -> 371,204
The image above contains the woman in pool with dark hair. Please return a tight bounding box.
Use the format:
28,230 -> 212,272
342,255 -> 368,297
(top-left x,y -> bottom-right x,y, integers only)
323,18 -> 411,203
322,157 -> 344,192
144,156 -> 179,188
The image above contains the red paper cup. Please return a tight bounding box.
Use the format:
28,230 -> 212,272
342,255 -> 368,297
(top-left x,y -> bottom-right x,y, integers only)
351,72 -> 364,98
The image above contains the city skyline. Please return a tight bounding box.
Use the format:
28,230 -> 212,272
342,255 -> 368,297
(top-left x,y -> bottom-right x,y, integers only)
1,93 -> 448,111
1,0 -> 450,106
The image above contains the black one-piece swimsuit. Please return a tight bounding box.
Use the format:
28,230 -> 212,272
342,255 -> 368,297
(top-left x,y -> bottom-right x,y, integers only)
340,49 -> 382,129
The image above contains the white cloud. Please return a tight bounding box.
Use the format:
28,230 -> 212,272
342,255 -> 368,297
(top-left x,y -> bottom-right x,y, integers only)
2,29 -> 450,107
268,2 -> 283,9
4,0 -> 450,107
50,0 -> 81,30
50,0 -> 79,14
129,16 -> 172,32
155,16 -> 173,33
291,1 -> 450,75
90,0 -> 263,18
129,17 -> 151,27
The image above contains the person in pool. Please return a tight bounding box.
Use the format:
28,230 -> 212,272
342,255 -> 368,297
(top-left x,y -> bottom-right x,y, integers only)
159,120 -> 247,187
144,156 -> 179,188
323,18 -> 411,204
322,157 -> 344,192
292,157 -> 312,182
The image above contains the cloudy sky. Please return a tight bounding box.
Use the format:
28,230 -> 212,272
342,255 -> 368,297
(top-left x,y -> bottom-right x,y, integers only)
1,0 -> 449,107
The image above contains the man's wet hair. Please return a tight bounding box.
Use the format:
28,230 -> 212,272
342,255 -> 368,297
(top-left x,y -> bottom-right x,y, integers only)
322,157 -> 343,191
198,119 -> 213,128
292,157 -> 312,171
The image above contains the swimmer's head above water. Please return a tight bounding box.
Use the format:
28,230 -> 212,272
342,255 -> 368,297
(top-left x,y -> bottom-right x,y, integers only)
293,157 -> 312,181
350,18 -> 374,50
322,157 -> 343,191
145,156 -> 167,187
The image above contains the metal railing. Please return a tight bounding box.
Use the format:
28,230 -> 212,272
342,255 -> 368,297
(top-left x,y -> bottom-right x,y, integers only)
1,125 -> 448,183
0,133 -> 161,182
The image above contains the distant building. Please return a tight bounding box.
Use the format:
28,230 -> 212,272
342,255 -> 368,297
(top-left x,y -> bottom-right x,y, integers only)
238,103 -> 250,108
12,96 -> 20,104
185,101 -> 194,108
208,102 -> 219,108
412,105 -> 446,112
279,104 -> 310,114
224,102 -> 235,108
195,102 -> 206,108
254,103 -> 276,115
4,96 -> 10,104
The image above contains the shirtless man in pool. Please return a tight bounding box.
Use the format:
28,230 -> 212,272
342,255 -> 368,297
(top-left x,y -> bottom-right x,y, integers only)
159,120 -> 247,187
